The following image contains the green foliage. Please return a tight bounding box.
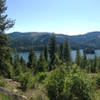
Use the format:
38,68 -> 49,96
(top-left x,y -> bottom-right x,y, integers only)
95,74 -> 100,89
53,54 -> 61,69
13,54 -> 22,79
92,55 -> 97,73
59,44 -> 63,61
82,49 -> 87,69
63,40 -> 71,65
49,33 -> 57,70
45,64 -> 94,100
0,46 -> 13,78
20,57 -> 27,72
96,57 -> 100,72
37,52 -> 48,72
2,61 -> 14,78
36,72 -> 47,83
27,77 -> 36,89
27,49 -> 37,74
44,45 -> 48,62
19,72 -> 39,90
0,0 -> 14,33
0,77 -> 6,87
63,71 -> 93,100
75,48 -> 82,66
0,0 -> 14,78
19,72 -> 30,91
0,92 -> 11,100
45,66 -> 66,100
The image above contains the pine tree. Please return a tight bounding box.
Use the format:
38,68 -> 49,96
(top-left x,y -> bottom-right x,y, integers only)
27,49 -> 37,73
20,57 -> 27,72
13,54 -> 22,77
82,49 -> 87,69
63,40 -> 71,65
59,44 -> 63,61
0,0 -> 14,77
44,45 -> 48,62
91,55 -> 97,73
0,0 -> 14,33
49,33 -> 57,70
38,52 -> 47,72
75,48 -> 81,66
53,53 -> 61,69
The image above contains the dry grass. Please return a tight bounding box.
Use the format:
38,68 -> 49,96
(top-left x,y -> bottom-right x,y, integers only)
3,79 -> 49,100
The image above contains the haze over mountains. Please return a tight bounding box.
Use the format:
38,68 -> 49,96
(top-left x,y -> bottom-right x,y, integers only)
8,31 -> 100,51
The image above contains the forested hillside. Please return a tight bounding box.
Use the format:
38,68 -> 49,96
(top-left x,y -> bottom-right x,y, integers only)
8,31 -> 100,51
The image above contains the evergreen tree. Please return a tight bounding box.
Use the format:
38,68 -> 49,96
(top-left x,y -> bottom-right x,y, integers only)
13,54 -> 22,77
63,40 -> 71,65
20,57 -> 27,72
53,53 -> 61,69
91,55 -> 97,73
49,33 -> 56,70
75,48 -> 81,66
27,49 -> 37,74
59,44 -> 63,61
0,0 -> 14,33
82,49 -> 87,69
44,45 -> 48,62
38,52 -> 47,72
0,0 -> 14,77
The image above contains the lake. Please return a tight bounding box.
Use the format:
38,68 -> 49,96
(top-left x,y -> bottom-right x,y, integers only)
17,50 -> 100,62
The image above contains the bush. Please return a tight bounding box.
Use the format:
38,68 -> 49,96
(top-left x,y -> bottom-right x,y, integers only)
36,72 -> 47,83
45,64 -> 94,100
0,77 -> 6,87
45,66 -> 66,100
95,74 -> 100,88
63,65 -> 93,100
19,73 -> 29,91
27,77 -> 36,89
63,74 -> 92,100
19,72 -> 38,90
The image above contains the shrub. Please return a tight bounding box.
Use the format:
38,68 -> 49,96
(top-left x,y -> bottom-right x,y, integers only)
19,72 -> 38,90
19,73 -> 29,91
95,74 -> 100,88
63,74 -> 92,100
27,77 -> 36,89
45,64 -> 94,100
36,72 -> 47,83
0,78 -> 6,87
45,66 -> 66,100
63,66 -> 93,100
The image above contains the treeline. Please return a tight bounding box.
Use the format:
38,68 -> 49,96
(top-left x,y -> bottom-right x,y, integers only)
8,31 -> 100,52
0,0 -> 100,100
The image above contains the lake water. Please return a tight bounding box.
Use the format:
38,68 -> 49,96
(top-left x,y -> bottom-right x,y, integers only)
18,50 -> 100,62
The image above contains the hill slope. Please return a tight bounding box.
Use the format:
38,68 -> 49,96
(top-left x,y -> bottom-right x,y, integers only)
8,31 -> 100,51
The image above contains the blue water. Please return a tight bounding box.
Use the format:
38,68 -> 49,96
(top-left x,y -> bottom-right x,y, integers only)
18,50 -> 100,62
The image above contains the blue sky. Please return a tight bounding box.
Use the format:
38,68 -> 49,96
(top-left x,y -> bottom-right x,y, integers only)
6,0 -> 100,35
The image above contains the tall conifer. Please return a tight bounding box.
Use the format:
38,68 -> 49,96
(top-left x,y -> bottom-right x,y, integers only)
49,33 -> 56,70
82,49 -> 87,69
44,45 -> 48,62
63,40 -> 71,65
27,49 -> 37,73
0,0 -> 14,77
38,52 -> 47,72
75,48 -> 81,66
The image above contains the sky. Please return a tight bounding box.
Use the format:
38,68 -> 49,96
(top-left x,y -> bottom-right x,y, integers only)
6,0 -> 100,35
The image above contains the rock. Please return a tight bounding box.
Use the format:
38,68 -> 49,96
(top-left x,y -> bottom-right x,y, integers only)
13,89 -> 18,93
22,95 -> 27,99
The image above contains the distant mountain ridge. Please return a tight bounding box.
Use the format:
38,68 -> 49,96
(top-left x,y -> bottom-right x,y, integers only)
8,31 -> 100,51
